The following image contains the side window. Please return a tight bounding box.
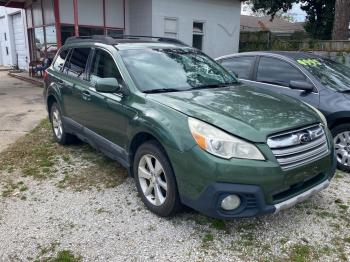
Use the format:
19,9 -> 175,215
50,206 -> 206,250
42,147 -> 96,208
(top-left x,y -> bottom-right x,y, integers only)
89,49 -> 122,85
53,49 -> 69,71
65,48 -> 91,79
257,57 -> 306,87
220,56 -> 255,79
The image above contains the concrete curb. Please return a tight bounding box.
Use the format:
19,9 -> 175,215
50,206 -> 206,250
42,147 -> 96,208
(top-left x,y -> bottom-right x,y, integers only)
8,72 -> 44,87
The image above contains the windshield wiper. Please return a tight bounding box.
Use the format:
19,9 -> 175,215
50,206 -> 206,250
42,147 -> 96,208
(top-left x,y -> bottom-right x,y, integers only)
143,88 -> 182,94
338,90 -> 350,93
189,82 -> 238,90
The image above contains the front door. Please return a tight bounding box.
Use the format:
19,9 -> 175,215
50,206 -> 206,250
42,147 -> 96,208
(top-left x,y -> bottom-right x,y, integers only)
247,56 -> 320,108
80,48 -> 133,157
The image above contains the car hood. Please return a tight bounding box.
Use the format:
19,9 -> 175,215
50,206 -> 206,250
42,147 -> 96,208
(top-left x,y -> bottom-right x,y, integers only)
148,85 -> 320,143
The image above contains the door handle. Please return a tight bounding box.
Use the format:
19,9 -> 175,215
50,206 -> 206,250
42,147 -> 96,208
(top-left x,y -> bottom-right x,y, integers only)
57,79 -> 64,84
82,91 -> 91,101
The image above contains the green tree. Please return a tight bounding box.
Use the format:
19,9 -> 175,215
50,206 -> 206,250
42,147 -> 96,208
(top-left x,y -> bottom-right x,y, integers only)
248,0 -> 336,40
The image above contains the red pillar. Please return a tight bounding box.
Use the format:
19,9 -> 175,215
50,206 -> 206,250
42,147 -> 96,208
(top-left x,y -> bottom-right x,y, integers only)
73,0 -> 79,36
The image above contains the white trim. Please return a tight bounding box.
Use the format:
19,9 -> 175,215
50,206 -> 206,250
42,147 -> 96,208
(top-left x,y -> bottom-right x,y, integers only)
274,179 -> 330,213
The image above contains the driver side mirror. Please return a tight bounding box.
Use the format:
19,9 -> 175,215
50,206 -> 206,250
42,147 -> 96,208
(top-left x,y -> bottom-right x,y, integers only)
95,78 -> 121,93
289,80 -> 314,92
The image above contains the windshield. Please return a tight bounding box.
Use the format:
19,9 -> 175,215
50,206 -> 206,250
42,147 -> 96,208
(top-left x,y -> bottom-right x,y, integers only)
297,58 -> 350,92
120,48 -> 237,92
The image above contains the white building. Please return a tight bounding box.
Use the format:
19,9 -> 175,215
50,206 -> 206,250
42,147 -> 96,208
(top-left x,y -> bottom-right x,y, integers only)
0,6 -> 29,70
0,0 -> 241,69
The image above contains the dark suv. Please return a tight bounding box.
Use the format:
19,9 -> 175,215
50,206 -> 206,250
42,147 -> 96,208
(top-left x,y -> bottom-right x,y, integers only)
44,36 -> 335,219
216,51 -> 350,172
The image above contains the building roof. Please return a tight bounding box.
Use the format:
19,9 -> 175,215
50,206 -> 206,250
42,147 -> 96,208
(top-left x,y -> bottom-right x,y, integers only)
240,15 -> 305,33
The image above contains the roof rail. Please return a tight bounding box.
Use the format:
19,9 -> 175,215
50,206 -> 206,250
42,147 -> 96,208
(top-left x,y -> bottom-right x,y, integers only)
111,35 -> 188,46
64,35 -> 187,46
65,35 -> 115,45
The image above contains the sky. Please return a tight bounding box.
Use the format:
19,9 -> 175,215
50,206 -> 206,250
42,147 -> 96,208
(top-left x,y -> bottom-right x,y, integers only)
241,3 -> 307,22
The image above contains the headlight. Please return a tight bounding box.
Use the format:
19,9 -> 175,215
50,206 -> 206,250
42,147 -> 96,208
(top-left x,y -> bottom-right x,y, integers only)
304,103 -> 328,128
188,118 -> 265,160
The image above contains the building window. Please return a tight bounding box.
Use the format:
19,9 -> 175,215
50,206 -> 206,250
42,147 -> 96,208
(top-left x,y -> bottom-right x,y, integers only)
61,26 -> 75,45
79,27 -> 104,37
42,0 -> 55,25
34,27 -> 45,60
32,0 -> 43,27
45,26 -> 57,58
107,29 -> 124,37
164,17 -> 178,39
192,22 -> 204,50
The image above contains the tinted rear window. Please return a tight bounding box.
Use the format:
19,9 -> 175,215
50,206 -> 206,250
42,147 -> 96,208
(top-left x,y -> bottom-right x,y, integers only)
65,48 -> 91,79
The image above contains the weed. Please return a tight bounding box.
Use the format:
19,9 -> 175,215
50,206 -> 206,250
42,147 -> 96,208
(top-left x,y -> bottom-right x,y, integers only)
289,244 -> 313,262
202,233 -> 214,243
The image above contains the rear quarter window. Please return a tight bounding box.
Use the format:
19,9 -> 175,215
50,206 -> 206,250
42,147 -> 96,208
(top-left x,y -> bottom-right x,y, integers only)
52,49 -> 69,71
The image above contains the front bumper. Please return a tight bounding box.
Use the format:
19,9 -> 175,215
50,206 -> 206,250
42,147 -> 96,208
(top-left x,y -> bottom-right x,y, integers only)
167,129 -> 336,219
181,177 -> 333,219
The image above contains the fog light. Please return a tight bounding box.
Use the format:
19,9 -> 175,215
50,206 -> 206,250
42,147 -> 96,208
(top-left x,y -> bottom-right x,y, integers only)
221,194 -> 241,211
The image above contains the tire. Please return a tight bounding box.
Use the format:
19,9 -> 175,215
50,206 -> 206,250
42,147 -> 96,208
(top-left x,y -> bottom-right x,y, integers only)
133,140 -> 182,217
331,124 -> 350,172
50,102 -> 76,145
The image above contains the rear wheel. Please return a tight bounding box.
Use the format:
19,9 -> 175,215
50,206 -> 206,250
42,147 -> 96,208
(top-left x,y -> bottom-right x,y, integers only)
133,141 -> 182,217
50,102 -> 76,145
332,124 -> 350,172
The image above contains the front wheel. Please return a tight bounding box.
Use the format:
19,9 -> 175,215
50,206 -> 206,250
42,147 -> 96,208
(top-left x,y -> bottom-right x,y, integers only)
332,124 -> 350,172
133,141 -> 182,217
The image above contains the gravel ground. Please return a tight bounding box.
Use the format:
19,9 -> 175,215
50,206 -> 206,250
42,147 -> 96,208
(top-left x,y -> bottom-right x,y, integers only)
0,121 -> 349,262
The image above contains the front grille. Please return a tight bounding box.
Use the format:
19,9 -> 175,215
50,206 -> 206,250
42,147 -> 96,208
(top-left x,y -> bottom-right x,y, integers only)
267,124 -> 329,171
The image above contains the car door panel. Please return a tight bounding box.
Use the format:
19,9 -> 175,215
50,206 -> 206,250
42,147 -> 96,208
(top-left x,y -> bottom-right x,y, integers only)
78,48 -> 133,151
62,47 -> 92,125
250,56 -> 320,108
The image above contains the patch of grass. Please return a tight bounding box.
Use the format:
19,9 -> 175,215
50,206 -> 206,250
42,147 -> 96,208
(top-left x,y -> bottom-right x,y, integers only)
210,219 -> 226,231
0,120 -> 64,180
202,233 -> 214,243
344,237 -> 350,243
1,180 -> 27,198
316,211 -> 337,219
289,244 -> 314,262
240,232 -> 256,247
338,204 -> 349,211
95,207 -> 111,215
50,250 -> 81,262
0,119 -> 127,191
335,172 -> 344,179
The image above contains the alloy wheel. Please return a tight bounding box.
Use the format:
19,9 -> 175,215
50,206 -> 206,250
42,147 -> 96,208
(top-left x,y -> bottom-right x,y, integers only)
138,154 -> 168,206
52,107 -> 63,140
334,131 -> 350,166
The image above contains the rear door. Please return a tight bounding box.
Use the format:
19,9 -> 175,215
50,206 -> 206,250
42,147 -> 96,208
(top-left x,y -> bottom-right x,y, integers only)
61,47 -> 92,124
248,56 -> 320,108
218,56 -> 256,80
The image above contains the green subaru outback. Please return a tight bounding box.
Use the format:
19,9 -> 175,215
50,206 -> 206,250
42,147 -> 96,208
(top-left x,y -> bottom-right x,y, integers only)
44,35 -> 336,219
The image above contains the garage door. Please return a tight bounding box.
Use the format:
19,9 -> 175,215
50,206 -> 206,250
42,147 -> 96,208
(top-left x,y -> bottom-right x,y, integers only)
11,13 -> 27,70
